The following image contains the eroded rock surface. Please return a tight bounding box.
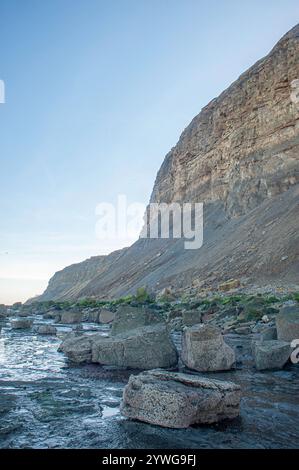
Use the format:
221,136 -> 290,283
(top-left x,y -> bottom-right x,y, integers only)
121,370 -> 241,428
181,324 -> 236,372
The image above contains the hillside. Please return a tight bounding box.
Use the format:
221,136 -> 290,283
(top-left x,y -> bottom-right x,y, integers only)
38,24 -> 299,302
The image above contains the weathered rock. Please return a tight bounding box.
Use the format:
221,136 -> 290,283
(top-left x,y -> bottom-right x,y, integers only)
181,325 -> 235,372
111,306 -> 163,336
60,311 -> 83,324
120,369 -> 241,428
182,310 -> 202,326
83,309 -> 100,322
260,326 -> 277,341
99,309 -> 115,324
43,310 -> 61,322
254,340 -> 291,370
276,306 -> 299,342
218,279 -> 240,292
36,325 -> 57,335
10,319 -> 33,329
58,334 -> 95,363
92,325 -> 178,369
59,324 -> 178,369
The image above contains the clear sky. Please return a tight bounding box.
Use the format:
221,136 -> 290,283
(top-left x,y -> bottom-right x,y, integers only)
0,0 -> 298,304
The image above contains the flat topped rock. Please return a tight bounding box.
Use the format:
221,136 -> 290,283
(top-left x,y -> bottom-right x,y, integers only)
121,369 -> 241,428
111,305 -> 163,336
276,306 -> 299,342
254,340 -> 291,371
181,324 -> 236,372
59,324 -> 178,369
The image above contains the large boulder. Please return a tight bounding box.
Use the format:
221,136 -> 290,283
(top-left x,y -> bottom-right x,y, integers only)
10,318 -> 33,329
182,310 -> 202,327
254,340 -> 291,370
181,324 -> 235,372
36,324 -> 57,335
276,306 -> 299,342
59,325 -> 178,369
121,370 -> 241,428
99,309 -> 115,324
92,325 -> 178,369
58,334 -> 95,363
111,306 -> 163,336
59,311 -> 83,324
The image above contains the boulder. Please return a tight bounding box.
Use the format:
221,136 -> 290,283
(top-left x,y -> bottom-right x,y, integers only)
59,311 -> 83,324
254,340 -> 291,370
43,310 -> 61,322
10,318 -> 33,329
59,325 -> 178,369
99,309 -> 115,324
83,309 -> 100,322
120,370 -> 241,428
182,310 -> 202,327
36,324 -> 57,335
276,306 -> 299,342
181,324 -> 235,372
260,326 -> 277,341
111,306 -> 163,336
58,334 -> 95,363
92,325 -> 178,369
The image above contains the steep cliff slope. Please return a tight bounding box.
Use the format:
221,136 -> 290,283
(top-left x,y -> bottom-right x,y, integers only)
38,25 -> 299,301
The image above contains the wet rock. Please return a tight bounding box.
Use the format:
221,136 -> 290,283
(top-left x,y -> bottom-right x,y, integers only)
276,306 -> 299,342
58,335 -> 95,363
254,340 -> 291,370
60,311 -> 83,324
111,306 -> 163,336
181,325 -> 236,372
99,309 -> 115,324
10,318 -> 33,329
59,324 -> 178,369
92,325 -> 178,369
121,369 -> 241,428
36,325 -> 57,335
43,310 -> 61,322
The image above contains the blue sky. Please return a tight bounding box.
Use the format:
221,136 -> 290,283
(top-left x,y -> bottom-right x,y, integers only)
0,0 -> 298,303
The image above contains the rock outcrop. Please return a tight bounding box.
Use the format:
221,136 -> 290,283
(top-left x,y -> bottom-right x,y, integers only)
276,305 -> 299,342
10,319 -> 33,329
59,324 -> 178,369
35,325 -> 57,335
111,306 -> 164,336
120,370 -> 241,428
36,25 -> 299,302
181,324 -> 236,371
254,340 -> 291,370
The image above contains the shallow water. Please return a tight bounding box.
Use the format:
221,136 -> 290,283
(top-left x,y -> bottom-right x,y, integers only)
0,316 -> 298,449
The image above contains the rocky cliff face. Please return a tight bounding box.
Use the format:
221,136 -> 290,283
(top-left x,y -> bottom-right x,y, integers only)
150,25 -> 299,214
38,25 -> 299,302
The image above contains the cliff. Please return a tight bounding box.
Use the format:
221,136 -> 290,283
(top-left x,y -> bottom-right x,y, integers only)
38,24 -> 299,301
